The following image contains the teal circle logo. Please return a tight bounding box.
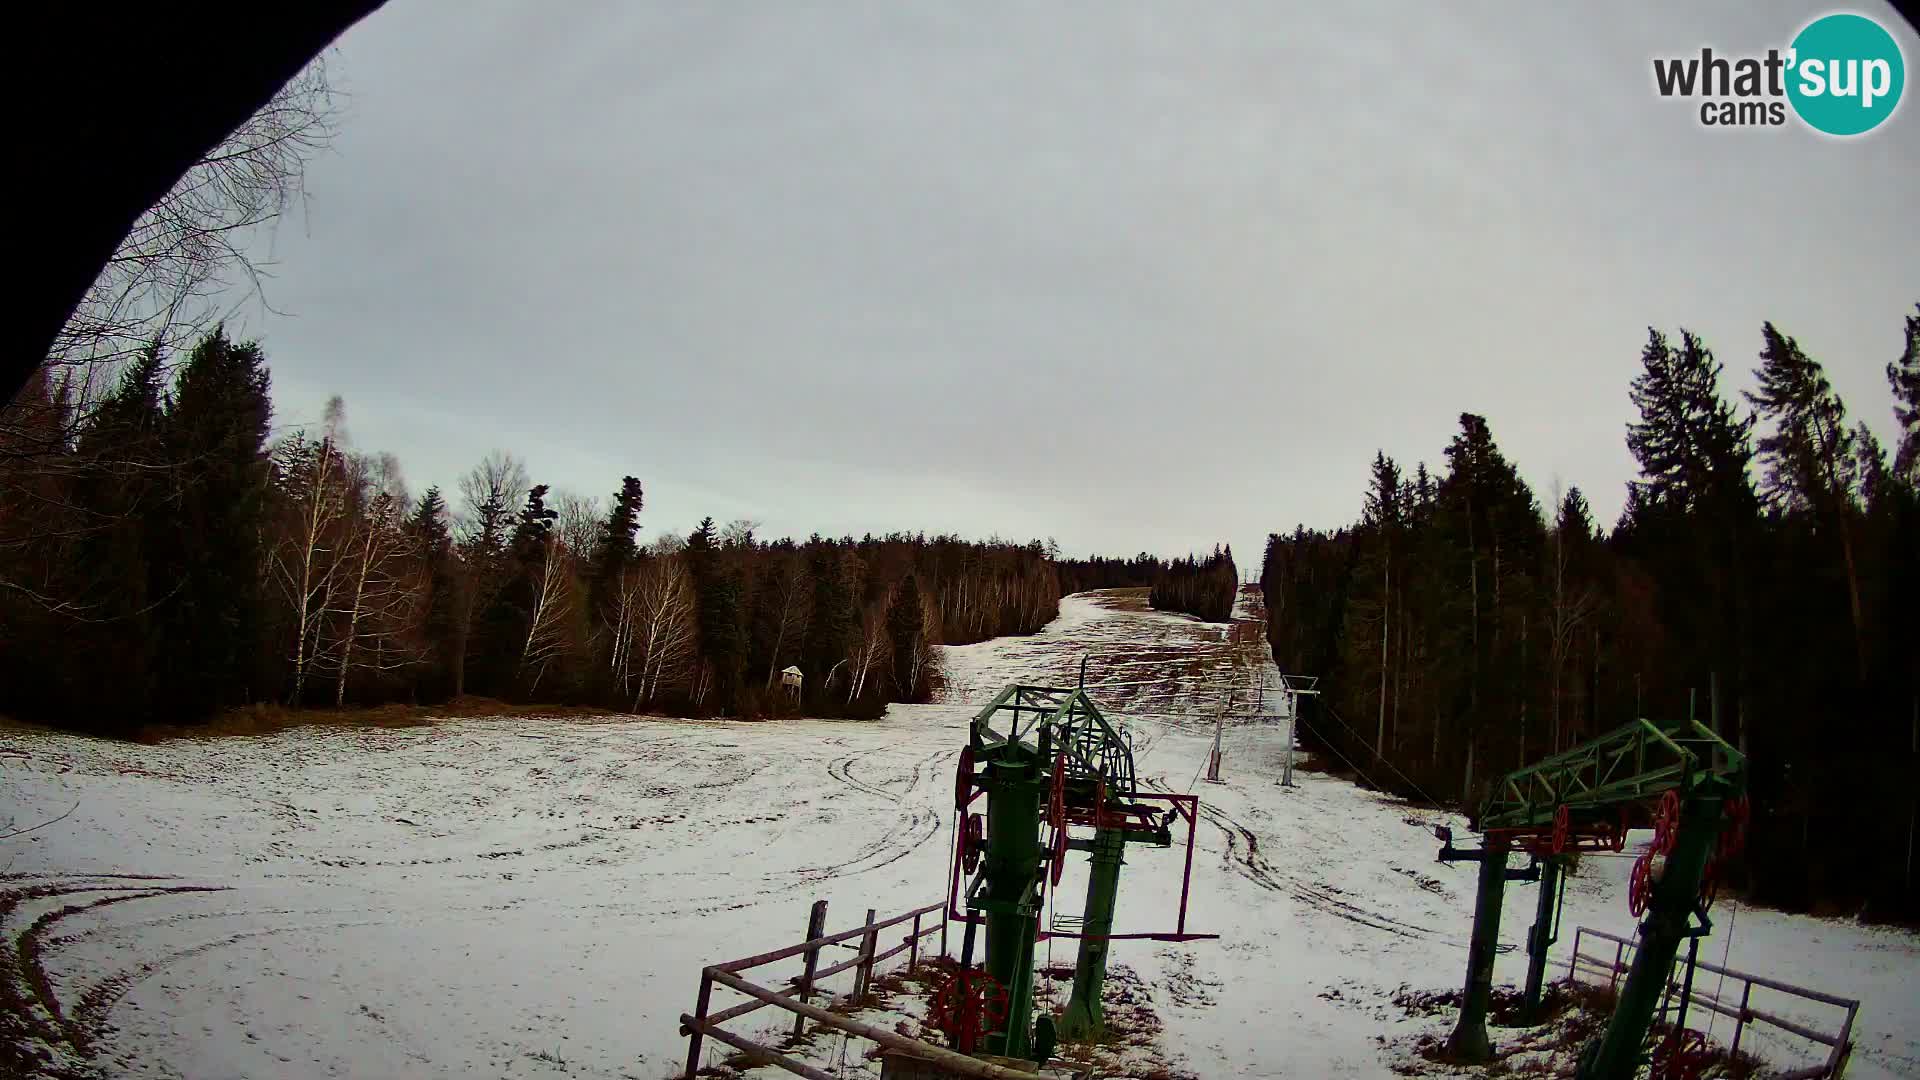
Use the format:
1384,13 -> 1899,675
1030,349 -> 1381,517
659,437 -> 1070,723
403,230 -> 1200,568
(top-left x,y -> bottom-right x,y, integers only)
1786,13 -> 1905,136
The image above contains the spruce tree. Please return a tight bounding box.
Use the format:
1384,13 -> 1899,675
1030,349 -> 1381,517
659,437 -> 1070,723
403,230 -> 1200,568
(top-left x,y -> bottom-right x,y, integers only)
1747,324 -> 1866,677
1627,329 -> 1756,517
589,476 -> 643,616
153,328 -> 273,719
409,486 -> 457,700
1748,323 -> 1858,514
888,573 -> 927,701
686,516 -> 744,711
803,537 -> 854,706
67,348 -> 168,723
1888,302 -> 1920,487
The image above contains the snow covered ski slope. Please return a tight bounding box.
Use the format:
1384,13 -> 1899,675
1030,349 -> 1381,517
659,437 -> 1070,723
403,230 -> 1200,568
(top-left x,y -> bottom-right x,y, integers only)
2,589 -> 1914,1079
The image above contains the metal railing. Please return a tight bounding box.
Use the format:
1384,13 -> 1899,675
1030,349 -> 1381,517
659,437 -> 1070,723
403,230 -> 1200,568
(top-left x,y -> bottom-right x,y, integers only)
680,899 -> 1041,1080
1566,925 -> 1860,1079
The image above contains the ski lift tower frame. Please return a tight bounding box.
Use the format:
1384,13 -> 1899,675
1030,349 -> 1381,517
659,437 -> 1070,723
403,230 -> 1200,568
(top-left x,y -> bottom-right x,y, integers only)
1434,717 -> 1747,1077
1275,672 -> 1319,788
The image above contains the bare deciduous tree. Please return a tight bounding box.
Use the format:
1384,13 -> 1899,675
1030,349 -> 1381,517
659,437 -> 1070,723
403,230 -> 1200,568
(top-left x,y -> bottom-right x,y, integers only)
451,450 -> 529,697
49,62 -> 339,400
553,489 -> 601,557
457,451 -> 529,556
721,518 -> 761,549
519,532 -> 576,694
847,600 -> 891,703
328,456 -> 425,706
268,406 -> 350,704
631,555 -> 698,708
761,558 -> 812,689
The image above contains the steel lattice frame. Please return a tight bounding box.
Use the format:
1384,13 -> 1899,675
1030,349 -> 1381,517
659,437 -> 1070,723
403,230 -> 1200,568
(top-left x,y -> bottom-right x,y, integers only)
1475,718 -> 1747,833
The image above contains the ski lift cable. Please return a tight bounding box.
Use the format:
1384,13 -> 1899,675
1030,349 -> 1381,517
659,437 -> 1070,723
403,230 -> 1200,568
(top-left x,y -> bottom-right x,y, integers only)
1708,897 -> 1740,1044
1312,701 -> 1449,809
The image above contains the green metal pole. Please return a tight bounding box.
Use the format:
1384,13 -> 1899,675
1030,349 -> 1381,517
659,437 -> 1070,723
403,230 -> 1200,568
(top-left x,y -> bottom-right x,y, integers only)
1446,837 -> 1510,1062
1058,825 -> 1127,1039
1577,796 -> 1723,1080
983,757 -> 1043,1060
1522,857 -> 1562,1021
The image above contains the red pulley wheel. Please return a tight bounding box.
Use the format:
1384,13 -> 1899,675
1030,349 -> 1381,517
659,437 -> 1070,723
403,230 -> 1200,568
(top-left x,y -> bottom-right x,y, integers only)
1628,852 -> 1654,916
962,813 -> 985,874
930,969 -> 1009,1054
1653,790 -> 1682,855
1049,754 -> 1068,830
1552,804 -> 1570,854
954,745 -> 975,811
1050,818 -> 1069,886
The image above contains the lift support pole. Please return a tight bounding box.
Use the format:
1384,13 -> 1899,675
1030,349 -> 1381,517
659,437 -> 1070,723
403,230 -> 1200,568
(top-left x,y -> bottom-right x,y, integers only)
1576,796 -> 1724,1080
1059,826 -> 1127,1039
1438,838 -> 1539,1060
980,753 -> 1045,1061
1521,857 -> 1563,1022
1446,836 -> 1510,1060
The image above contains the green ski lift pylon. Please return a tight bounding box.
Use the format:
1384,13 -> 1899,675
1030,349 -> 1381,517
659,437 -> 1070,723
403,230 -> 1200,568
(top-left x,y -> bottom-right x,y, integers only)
1434,717 -> 1746,1074
948,682 -> 1211,1061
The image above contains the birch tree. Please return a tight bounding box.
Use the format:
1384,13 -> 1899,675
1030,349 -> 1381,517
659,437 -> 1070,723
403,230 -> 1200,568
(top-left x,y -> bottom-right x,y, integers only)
519,532 -> 576,695
329,459 -> 424,706
268,403 -> 349,704
632,555 -> 698,707
848,600 -> 891,703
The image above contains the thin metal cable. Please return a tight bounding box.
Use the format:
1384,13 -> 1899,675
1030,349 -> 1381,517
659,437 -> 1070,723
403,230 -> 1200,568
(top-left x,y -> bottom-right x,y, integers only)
1707,896 -> 1739,1044
1315,701 -> 1450,808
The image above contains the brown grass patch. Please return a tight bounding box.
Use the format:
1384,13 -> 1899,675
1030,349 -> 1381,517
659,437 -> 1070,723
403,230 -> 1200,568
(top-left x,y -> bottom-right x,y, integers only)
127,696 -> 637,743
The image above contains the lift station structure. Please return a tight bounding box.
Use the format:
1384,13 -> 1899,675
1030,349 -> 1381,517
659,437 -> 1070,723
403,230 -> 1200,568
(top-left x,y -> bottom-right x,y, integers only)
1436,717 -> 1749,1080
938,683 -> 1213,1063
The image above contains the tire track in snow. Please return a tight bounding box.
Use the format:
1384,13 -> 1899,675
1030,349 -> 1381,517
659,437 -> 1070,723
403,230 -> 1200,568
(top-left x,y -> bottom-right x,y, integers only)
798,744 -> 952,884
1147,780 -> 1440,941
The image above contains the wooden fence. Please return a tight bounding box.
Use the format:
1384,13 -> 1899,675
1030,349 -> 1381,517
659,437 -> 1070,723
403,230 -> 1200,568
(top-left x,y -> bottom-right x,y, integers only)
680,898 -> 1050,1080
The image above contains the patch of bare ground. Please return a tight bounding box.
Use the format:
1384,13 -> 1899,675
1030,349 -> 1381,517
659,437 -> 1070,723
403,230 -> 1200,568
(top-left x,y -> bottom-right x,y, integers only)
0,877 -> 233,1079
687,956 -> 1191,1080
1385,981 -> 1764,1078
1084,588 -> 1152,614
0,697 -> 699,747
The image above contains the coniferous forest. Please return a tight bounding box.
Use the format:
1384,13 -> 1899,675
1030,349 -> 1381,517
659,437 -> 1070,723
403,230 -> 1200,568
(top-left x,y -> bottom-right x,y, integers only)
0,330 -> 1087,729
1148,547 -> 1238,622
1262,307 -> 1920,920
1056,548 -> 1240,623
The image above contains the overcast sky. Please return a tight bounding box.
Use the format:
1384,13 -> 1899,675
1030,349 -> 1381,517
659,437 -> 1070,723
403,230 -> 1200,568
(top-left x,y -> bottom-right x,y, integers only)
231,1 -> 1920,568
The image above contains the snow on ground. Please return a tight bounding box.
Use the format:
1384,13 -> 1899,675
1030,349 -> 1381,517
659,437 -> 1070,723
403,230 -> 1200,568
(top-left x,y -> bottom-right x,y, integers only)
1,589 -> 1915,1079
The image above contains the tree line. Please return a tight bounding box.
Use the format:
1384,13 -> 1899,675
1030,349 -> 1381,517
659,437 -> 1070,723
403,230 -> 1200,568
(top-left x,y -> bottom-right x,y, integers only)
1261,305 -> 1919,920
1148,546 -> 1238,622
1056,546 -> 1240,622
0,330 -> 1092,731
